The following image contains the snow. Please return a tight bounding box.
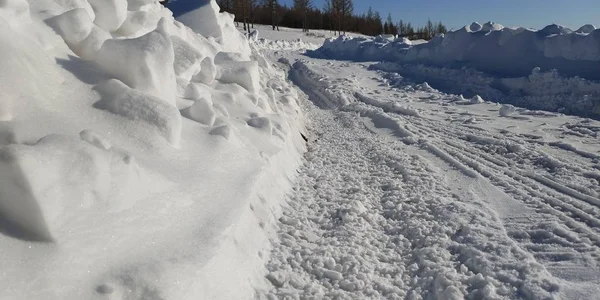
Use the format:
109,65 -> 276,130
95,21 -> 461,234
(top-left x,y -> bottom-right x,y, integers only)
258,39 -> 600,299
87,0 -> 127,32
315,22 -> 600,80
499,104 -> 516,117
0,0 -> 304,299
3,0 -> 600,298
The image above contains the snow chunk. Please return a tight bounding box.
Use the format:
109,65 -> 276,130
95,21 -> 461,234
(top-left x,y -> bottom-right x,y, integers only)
87,0 -> 127,32
499,104 -> 516,117
191,57 -> 217,84
247,117 -> 273,134
0,134 -> 141,241
80,26 -> 112,61
116,11 -> 150,37
181,97 -> 216,126
172,35 -> 206,81
174,0 -> 250,55
47,8 -> 94,51
184,82 -> 212,101
209,125 -> 231,139
96,79 -> 182,147
470,95 -> 484,104
216,60 -> 260,93
96,18 -> 176,105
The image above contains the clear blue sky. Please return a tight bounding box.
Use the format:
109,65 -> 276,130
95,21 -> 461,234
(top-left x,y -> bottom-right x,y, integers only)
280,0 -> 599,30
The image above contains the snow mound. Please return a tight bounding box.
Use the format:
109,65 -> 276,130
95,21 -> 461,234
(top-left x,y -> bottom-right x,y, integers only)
371,62 -> 600,117
95,79 -> 182,147
0,0 -> 304,299
315,22 -> 600,80
0,133 -> 142,242
96,18 -> 177,106
253,38 -> 320,51
171,0 -> 250,55
499,104 -> 517,116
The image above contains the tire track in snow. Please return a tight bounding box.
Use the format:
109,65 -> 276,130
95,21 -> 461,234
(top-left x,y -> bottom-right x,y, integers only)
262,106 -> 559,299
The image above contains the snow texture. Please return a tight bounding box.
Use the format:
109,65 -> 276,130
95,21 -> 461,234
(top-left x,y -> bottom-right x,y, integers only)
315,22 -> 600,80
260,45 -> 600,300
0,1 -> 304,299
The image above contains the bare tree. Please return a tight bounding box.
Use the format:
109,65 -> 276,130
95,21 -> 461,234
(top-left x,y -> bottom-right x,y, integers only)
294,0 -> 312,32
263,0 -> 280,30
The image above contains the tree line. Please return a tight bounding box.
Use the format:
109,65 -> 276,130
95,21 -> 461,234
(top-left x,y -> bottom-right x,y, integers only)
216,0 -> 448,39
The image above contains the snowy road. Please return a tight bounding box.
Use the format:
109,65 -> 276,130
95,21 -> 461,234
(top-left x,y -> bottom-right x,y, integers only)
260,50 -> 600,299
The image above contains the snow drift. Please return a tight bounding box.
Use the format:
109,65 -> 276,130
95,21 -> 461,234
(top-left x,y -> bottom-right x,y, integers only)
0,0 -> 304,299
316,22 -> 600,80
314,22 -> 600,117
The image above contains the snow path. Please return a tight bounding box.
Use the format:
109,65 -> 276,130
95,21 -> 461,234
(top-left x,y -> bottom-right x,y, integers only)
260,49 -> 600,299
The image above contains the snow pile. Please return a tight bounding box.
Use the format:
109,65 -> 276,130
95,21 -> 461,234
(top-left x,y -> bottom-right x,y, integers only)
254,37 -> 320,51
371,62 -> 600,117
315,22 -> 600,80
0,0 -> 304,299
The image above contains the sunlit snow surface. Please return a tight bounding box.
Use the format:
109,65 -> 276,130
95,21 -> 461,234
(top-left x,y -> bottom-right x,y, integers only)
255,23 -> 600,300
0,0 -> 303,299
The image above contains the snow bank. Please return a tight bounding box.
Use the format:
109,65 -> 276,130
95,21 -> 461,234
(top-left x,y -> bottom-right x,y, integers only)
370,62 -> 600,117
315,22 -> 600,80
253,37 -> 320,51
0,0 -> 304,299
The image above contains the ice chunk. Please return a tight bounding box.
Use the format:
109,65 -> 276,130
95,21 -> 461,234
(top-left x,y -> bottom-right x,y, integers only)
96,79 -> 182,147
96,18 -> 176,105
87,0 -> 127,32
0,134 -> 141,241
499,104 -> 516,117
216,60 -> 260,93
181,97 -> 216,126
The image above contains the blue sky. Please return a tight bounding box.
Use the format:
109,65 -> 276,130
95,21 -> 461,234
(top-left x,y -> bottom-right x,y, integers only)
280,0 -> 599,30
